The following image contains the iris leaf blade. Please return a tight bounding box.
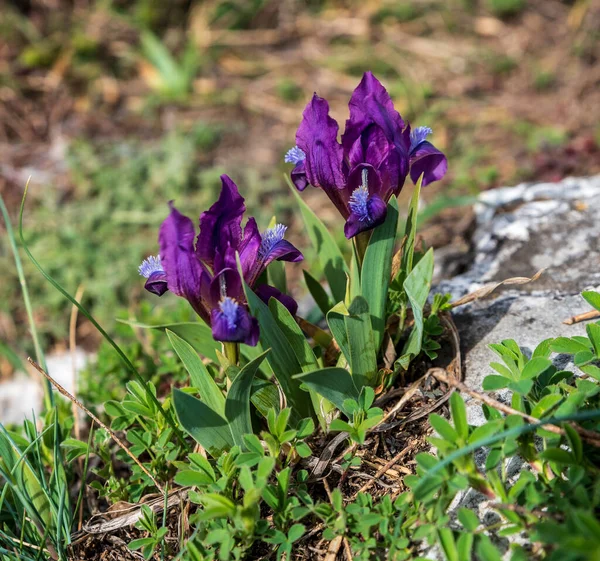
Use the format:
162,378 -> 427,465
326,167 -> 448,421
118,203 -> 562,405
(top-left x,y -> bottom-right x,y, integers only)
225,350 -> 269,448
173,389 -> 234,457
344,296 -> 378,388
244,285 -> 313,422
362,198 -> 399,350
397,248 -> 434,370
286,176 -> 349,303
166,329 -> 225,415
293,368 -> 359,416
118,319 -> 220,363
269,298 -> 333,429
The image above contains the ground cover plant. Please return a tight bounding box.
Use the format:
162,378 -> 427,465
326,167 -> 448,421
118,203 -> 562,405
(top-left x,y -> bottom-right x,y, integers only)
1,71 -> 600,561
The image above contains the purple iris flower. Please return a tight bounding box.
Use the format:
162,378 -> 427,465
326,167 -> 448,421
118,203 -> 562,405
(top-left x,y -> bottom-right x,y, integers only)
285,71 -> 448,238
139,175 -> 303,346
138,255 -> 168,296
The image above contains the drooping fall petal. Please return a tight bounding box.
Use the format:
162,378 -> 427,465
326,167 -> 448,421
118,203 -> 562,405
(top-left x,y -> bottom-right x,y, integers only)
255,284 -> 299,316
409,140 -> 448,186
211,297 -> 259,346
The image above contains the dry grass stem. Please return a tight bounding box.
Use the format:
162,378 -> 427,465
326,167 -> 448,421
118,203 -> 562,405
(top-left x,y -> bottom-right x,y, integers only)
451,270 -> 544,308
563,310 -> 600,325
27,357 -> 166,493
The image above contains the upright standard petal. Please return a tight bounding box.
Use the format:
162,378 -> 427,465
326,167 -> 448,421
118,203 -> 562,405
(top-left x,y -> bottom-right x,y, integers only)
239,217 -> 261,279
159,203 -> 208,321
208,268 -> 244,308
342,71 -> 405,153
197,175 -> 245,268
296,94 -> 345,193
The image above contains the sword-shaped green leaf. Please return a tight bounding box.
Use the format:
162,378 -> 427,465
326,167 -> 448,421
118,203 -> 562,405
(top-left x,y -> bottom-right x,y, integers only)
173,389 -> 234,457
225,350 -> 269,447
167,329 -> 225,415
362,198 -> 399,350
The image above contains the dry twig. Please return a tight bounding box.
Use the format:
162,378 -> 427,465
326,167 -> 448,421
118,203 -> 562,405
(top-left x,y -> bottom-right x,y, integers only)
27,357 -> 165,493
351,444 -> 416,499
563,310 -> 600,325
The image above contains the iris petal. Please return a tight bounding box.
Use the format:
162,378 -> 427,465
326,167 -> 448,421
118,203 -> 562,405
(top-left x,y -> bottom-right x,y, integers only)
211,299 -> 259,346
197,175 -> 245,268
409,141 -> 448,186
291,160 -> 309,191
342,71 -> 405,153
159,203 -> 209,321
296,94 -> 345,192
239,217 -> 261,279
144,272 -> 168,296
344,193 -> 387,239
255,284 -> 299,316
244,225 -> 303,286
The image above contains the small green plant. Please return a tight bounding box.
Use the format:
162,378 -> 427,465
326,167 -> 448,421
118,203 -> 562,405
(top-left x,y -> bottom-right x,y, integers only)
276,78 -> 303,102
139,31 -> 200,102
128,504 -> 169,560
329,387 -> 384,445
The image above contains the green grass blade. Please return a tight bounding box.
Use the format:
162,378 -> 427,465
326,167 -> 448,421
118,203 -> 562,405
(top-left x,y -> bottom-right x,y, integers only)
72,425 -> 94,532
0,191 -> 52,408
18,185 -> 188,450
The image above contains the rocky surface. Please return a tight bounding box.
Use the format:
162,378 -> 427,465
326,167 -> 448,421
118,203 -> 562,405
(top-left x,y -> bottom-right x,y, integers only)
437,174 -> 600,422
425,174 -> 600,559
0,349 -> 89,425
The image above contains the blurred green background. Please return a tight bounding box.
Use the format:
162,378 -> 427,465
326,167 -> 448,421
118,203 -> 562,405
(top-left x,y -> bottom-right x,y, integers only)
1,0 -> 599,368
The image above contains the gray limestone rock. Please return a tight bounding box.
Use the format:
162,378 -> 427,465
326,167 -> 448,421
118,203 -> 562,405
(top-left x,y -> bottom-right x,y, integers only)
423,175 -> 600,559
437,175 -> 600,421
0,348 -> 89,425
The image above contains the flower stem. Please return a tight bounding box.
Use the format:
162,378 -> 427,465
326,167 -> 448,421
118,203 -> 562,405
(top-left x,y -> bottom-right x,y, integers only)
353,231 -> 370,268
223,342 -> 240,366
